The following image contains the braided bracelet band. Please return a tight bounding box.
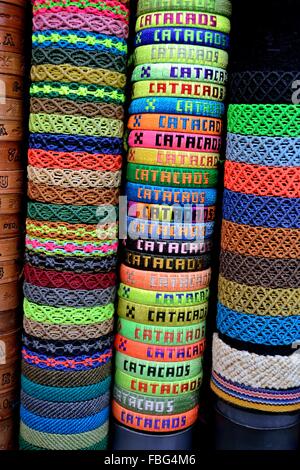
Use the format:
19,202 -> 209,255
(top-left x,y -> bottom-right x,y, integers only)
128,114 -> 223,135
218,276 -> 300,318
134,45 -> 228,69
217,303 -> 300,346
26,236 -> 118,258
117,318 -> 206,346
112,401 -> 199,432
124,250 -> 211,272
114,385 -> 199,415
225,161 -> 300,199
132,80 -> 225,101
127,163 -> 218,188
129,97 -> 225,117
127,218 -> 214,241
221,220 -> 300,259
132,64 -> 228,85
227,104 -> 300,138
128,131 -> 221,152
27,202 -> 117,224
128,148 -> 219,168
115,352 -> 202,380
137,0 -> 232,17
118,283 -> 209,308
128,201 -> 216,223
115,369 -> 202,397
33,3 -> 129,23
136,12 -> 231,34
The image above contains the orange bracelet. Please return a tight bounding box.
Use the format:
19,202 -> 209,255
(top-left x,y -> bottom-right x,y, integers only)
128,114 -> 223,135
120,263 -> 211,291
114,333 -> 206,362
112,400 -> 199,432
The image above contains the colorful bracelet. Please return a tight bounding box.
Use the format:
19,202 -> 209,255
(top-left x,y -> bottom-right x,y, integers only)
137,0 -> 232,17
128,201 -> 216,223
118,283 -> 209,308
134,44 -> 228,69
115,352 -> 202,380
123,238 -> 213,256
132,80 -> 225,101
128,148 -> 219,168
115,369 -> 203,396
126,182 -> 217,205
112,401 -> 199,432
129,97 -> 225,117
124,250 -> 211,272
33,2 -> 129,23
128,114 -> 223,135
113,384 -> 199,415
127,163 -> 218,188
26,236 -> 118,258
27,202 -> 117,224
136,12 -> 231,34
132,63 -> 227,85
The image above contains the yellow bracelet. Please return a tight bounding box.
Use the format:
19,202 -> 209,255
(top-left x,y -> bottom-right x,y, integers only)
128,148 -> 219,168
132,80 -> 226,101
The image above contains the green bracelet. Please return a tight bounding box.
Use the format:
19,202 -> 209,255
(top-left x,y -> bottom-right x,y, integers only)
117,317 -> 206,346
127,163 -> 218,188
115,369 -> 203,397
115,352 -> 202,381
137,0 -> 232,17
113,384 -> 199,415
118,283 -> 210,307
227,104 -> 300,138
117,296 -> 208,326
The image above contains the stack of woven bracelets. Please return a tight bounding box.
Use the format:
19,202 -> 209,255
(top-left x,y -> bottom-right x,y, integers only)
211,60 -> 300,412
20,0 -> 129,450
113,0 -> 231,440
0,0 -> 26,450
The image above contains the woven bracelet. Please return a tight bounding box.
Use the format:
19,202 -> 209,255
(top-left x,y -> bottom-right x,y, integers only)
27,182 -> 120,206
115,369 -> 203,397
128,114 -> 223,135
127,163 -> 218,188
128,202 -> 216,223
115,352 -> 202,380
132,64 -> 227,85
136,12 -> 230,34
19,436 -> 108,451
28,149 -> 122,171
31,47 -> 127,73
135,27 -> 229,50
29,133 -> 123,155
227,104 -> 300,138
27,166 -> 122,189
23,283 -> 116,308
220,251 -> 300,290
221,220 -> 300,259
30,83 -> 125,105
23,317 -> 114,342
26,236 -> 118,258
222,190 -> 300,229
31,64 -> 126,88
229,71 -> 300,104
33,2 -> 129,23
21,390 -> 110,419
127,218 -> 214,241
118,283 -> 209,309
217,302 -> 300,346
137,0 -> 232,17
134,45 -> 228,69
226,133 -> 300,167
117,297 -> 208,325
113,384 -> 199,415
117,317 -> 206,346
128,148 -> 219,169
126,182 -> 217,206
32,38 -> 125,56
218,276 -> 300,318
23,298 -> 114,325
32,13 -> 129,38
27,202 -> 117,224
224,161 -> 300,199
25,251 -> 117,274
129,97 -> 225,117
124,250 -> 211,272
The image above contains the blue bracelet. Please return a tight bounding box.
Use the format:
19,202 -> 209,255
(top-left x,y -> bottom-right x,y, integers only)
126,182 -> 217,206
217,303 -> 300,347
226,133 -> 300,167
32,40 -> 127,55
20,405 -> 109,434
132,63 -> 228,84
134,27 -> 230,50
29,133 -> 123,154
21,375 -> 111,402
222,189 -> 300,229
129,97 -> 225,117
127,216 -> 215,241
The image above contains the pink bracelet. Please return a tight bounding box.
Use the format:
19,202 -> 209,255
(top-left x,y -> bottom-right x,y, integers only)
26,236 -> 118,255
128,130 -> 221,153
32,12 -> 129,38
33,6 -> 129,23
